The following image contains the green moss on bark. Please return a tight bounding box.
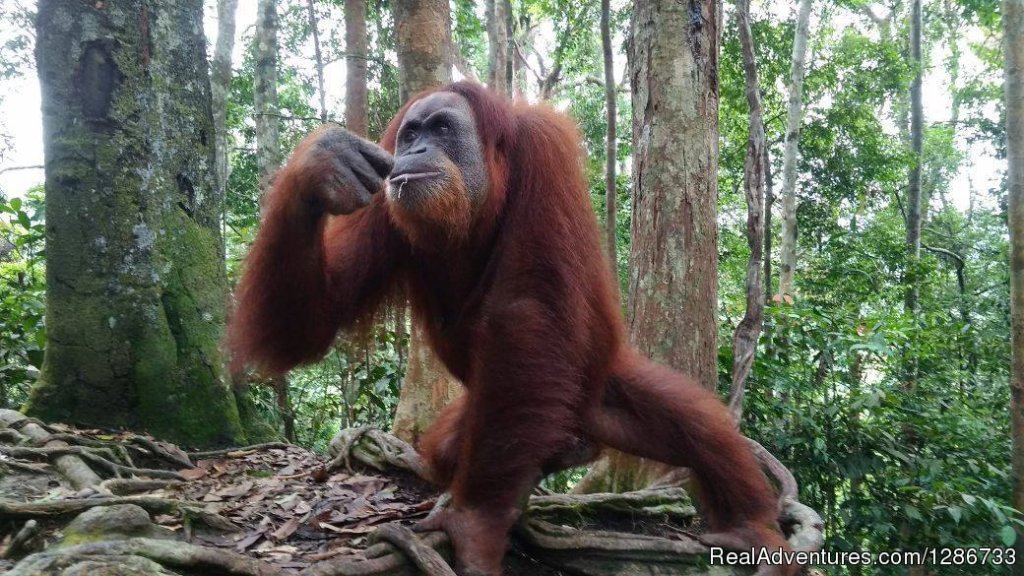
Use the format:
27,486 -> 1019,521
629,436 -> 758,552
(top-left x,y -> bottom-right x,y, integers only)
27,0 -> 244,446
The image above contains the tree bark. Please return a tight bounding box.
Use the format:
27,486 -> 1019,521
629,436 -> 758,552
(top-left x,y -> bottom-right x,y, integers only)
211,0 -> 239,211
393,0 -> 452,103
307,0 -> 327,123
627,0 -> 719,393
905,0 -> 924,317
777,0 -> 812,298
601,0 -> 617,272
1004,0 -> 1024,562
580,0 -> 721,493
390,0 -> 458,445
728,0 -> 768,423
486,0 -> 510,96
763,149 -> 774,302
253,0 -> 291,440
27,0 -> 244,446
904,0 -> 924,394
255,0 -> 282,181
345,0 -> 369,137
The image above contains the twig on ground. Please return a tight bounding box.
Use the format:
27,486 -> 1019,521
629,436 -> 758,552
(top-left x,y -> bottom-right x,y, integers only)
189,442 -> 293,459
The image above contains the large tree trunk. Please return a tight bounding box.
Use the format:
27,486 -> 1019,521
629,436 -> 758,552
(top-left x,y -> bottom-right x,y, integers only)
345,0 -> 369,137
1003,0 -> 1024,562
601,0 -> 617,272
486,0 -> 510,96
255,0 -> 282,181
777,0 -> 812,298
578,0 -> 721,493
627,0 -> 719,396
211,0 -> 238,212
390,0 -> 458,445
27,0 -> 244,447
728,0 -> 768,422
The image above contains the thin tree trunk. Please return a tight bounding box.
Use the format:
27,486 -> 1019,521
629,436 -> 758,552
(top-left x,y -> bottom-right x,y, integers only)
390,0 -> 458,445
211,0 -> 238,214
487,0 -> 510,96
905,0 -> 924,385
1003,0 -> 1024,561
273,375 -> 295,442
255,0 -> 282,181
28,0 -> 244,446
345,0 -> 369,137
578,0 -> 721,493
307,0 -> 327,122
255,0 -> 289,439
777,0 -> 812,298
728,0 -> 767,423
601,0 -> 617,272
906,0 -> 924,315
764,148 -> 774,301
503,1 -> 514,92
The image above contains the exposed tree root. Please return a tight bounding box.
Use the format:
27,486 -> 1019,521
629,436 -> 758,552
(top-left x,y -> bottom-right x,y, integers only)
1,445 -> 184,480
298,531 -> 450,576
7,537 -> 277,576
746,437 -> 799,504
1,520 -> 40,559
129,435 -> 195,469
99,478 -> 182,496
0,496 -> 236,531
328,427 -> 430,480
0,409 -> 101,489
368,524 -> 456,576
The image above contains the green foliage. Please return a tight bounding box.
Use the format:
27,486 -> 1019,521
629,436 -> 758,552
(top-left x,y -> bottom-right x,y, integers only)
0,187 -> 45,408
740,299 -> 1014,567
288,327 -> 408,452
713,0 -> 1014,569
453,0 -> 487,79
222,0 -> 405,448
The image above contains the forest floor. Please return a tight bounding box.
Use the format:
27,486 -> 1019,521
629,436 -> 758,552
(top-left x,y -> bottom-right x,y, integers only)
0,413 -> 567,574
0,410 -> 821,575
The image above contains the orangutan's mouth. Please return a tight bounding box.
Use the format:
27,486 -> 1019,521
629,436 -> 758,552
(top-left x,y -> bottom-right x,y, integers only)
389,171 -> 443,184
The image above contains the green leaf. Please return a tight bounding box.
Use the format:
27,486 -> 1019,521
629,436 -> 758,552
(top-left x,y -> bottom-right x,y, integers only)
17,210 -> 31,229
947,506 -> 961,523
9,197 -> 21,211
1000,525 -> 1016,547
903,504 -> 922,521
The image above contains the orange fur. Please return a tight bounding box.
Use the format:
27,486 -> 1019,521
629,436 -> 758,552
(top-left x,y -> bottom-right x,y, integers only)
228,82 -> 791,575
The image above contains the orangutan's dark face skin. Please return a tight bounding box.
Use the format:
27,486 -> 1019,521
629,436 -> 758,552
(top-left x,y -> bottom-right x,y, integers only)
386,92 -> 488,212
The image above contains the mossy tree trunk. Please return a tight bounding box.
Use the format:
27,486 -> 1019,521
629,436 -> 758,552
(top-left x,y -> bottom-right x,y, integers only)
27,0 -> 244,447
